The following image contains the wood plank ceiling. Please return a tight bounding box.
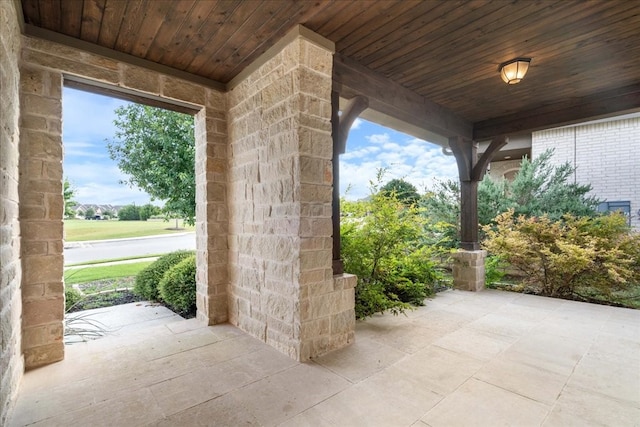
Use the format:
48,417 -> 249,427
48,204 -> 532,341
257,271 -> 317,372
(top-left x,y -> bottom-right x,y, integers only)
20,0 -> 640,139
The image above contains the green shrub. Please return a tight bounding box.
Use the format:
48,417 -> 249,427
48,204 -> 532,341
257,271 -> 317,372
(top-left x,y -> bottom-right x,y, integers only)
483,210 -> 640,299
65,287 -> 83,311
341,170 -> 441,318
158,255 -> 196,313
354,280 -> 410,319
134,250 -> 194,300
485,255 -> 507,286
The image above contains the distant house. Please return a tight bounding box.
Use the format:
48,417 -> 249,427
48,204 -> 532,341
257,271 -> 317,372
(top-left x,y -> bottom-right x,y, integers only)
485,113 -> 640,229
73,204 -> 123,219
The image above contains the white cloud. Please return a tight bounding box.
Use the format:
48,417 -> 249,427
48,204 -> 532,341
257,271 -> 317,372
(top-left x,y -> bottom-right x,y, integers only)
341,145 -> 380,161
64,140 -> 109,158
64,161 -> 155,205
74,182 -> 153,206
340,128 -> 458,199
62,87 -> 129,142
366,133 -> 391,144
350,118 -> 363,130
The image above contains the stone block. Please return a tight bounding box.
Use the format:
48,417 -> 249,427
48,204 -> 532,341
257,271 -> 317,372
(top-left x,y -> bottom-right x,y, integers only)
161,75 -> 205,105
24,341 -> 64,369
22,322 -> 63,349
23,255 -> 63,285
331,309 -> 356,335
23,49 -> 119,84
120,64 -> 161,95
20,221 -> 63,241
19,67 -> 44,95
302,42 -> 333,76
452,250 -> 487,292
22,298 -> 64,327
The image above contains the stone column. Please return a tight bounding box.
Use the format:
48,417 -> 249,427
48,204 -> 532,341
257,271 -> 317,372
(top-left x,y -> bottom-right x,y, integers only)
19,66 -> 65,368
452,250 -> 487,292
227,26 -> 355,361
194,91 -> 229,325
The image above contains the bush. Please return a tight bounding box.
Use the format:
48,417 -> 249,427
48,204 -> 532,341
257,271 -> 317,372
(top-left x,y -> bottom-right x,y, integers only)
485,255 -> 507,286
354,281 -> 409,319
341,170 -> 441,318
159,255 -> 196,314
134,250 -> 195,300
421,149 -> 599,247
65,287 -> 83,311
483,210 -> 640,299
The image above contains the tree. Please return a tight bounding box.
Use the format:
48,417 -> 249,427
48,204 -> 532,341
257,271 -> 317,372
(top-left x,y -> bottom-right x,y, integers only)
118,204 -> 140,221
379,178 -> 420,206
84,208 -> 95,219
421,149 -> 599,246
108,104 -> 195,223
139,203 -> 161,221
63,178 -> 78,218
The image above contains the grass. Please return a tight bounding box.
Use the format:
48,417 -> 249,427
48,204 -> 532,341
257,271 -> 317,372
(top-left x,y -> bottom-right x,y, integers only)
65,261 -> 153,284
67,254 -> 163,267
64,218 -> 194,242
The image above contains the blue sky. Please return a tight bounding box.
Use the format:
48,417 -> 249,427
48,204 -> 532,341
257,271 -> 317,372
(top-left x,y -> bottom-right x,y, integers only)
62,87 -> 458,205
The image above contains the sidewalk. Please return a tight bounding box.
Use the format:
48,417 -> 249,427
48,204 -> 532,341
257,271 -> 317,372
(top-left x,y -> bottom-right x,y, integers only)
64,232 -> 195,249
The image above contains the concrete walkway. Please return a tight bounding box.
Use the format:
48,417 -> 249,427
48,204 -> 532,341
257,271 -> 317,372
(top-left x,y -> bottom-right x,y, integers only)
9,289 -> 640,426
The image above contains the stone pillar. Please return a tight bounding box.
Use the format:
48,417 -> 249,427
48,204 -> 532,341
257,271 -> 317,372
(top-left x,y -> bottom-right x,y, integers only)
227,26 -> 354,361
452,250 -> 487,292
194,92 -> 229,325
19,66 -> 65,368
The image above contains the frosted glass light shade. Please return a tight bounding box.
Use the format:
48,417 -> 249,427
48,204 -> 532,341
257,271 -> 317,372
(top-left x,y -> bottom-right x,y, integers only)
500,58 -> 531,84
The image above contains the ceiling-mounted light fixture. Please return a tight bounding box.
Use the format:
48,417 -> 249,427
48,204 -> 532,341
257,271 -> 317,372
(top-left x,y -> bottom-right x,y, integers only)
499,58 -> 531,84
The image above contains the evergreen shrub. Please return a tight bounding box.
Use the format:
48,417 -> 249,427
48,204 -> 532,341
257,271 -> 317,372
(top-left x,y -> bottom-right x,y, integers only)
158,255 -> 196,314
134,250 -> 195,300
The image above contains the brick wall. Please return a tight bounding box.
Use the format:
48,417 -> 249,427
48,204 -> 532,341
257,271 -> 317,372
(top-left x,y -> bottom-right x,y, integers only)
533,117 -> 640,229
487,159 -> 522,180
227,32 -> 355,361
0,1 -> 24,424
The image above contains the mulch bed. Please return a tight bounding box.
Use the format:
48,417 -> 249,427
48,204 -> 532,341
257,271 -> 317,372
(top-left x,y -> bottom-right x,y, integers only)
68,277 -> 196,318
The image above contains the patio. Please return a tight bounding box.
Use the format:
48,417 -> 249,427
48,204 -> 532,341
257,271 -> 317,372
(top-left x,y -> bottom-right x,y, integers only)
9,289 -> 639,426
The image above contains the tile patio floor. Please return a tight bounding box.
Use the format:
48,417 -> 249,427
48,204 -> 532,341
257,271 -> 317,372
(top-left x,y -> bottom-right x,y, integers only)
8,289 -> 640,426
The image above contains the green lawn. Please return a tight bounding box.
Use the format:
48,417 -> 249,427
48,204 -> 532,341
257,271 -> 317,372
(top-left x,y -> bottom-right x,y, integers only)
64,218 -> 194,241
64,261 -> 153,284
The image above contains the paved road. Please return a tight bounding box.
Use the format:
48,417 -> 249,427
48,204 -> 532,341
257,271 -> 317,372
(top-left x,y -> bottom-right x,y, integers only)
64,232 -> 196,265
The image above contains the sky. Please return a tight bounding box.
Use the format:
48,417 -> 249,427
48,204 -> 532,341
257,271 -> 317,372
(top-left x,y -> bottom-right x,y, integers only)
62,87 -> 458,205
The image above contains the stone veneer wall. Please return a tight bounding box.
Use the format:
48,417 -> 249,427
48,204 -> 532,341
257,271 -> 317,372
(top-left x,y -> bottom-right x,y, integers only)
227,33 -> 355,361
19,64 -> 65,368
0,1 -> 24,423
194,100 -> 229,324
18,35 -> 228,367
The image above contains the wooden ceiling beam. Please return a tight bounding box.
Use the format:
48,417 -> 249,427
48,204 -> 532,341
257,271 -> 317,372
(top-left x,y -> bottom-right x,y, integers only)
473,83 -> 640,140
333,53 -> 473,142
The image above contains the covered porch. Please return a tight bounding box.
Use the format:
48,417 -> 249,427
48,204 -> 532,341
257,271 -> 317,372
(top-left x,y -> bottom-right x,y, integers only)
2,1 -> 640,424
9,289 -> 639,426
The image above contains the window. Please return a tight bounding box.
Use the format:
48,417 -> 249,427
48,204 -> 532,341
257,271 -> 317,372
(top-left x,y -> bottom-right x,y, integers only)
597,201 -> 631,225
